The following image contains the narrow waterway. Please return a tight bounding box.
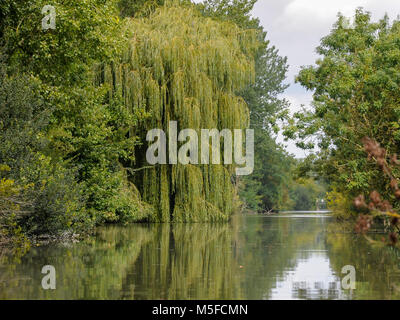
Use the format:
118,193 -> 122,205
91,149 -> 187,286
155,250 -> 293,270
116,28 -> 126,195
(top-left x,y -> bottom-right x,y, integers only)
0,213 -> 399,299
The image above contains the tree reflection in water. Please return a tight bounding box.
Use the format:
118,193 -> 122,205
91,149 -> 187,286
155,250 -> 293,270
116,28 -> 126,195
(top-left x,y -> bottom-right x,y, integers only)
0,213 -> 399,299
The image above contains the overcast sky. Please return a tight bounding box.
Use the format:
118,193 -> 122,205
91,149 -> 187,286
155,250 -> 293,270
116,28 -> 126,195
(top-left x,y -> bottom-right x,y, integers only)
194,1 -> 400,157
252,0 -> 400,157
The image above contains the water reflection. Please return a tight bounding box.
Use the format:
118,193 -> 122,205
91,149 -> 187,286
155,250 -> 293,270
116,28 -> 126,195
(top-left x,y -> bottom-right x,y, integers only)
271,254 -> 344,299
0,213 -> 399,299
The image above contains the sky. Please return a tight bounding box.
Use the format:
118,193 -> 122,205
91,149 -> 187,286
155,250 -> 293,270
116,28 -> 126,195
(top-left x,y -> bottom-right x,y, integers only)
193,1 -> 400,157
252,0 -> 400,157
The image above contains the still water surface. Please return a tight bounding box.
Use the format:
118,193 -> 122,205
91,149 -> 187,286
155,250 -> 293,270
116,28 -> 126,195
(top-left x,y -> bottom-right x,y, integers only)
1,213 -> 399,299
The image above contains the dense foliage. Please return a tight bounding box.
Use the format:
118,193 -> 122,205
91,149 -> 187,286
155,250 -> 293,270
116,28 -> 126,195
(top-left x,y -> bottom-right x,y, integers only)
285,9 -> 400,217
0,0 -> 152,247
0,0 -> 326,253
199,0 -> 300,213
1,0 -> 297,249
118,3 -> 258,222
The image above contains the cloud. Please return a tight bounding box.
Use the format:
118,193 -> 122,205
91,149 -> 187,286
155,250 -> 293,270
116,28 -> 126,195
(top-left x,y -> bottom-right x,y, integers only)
255,0 -> 400,77
251,0 -> 400,156
193,1 -> 400,157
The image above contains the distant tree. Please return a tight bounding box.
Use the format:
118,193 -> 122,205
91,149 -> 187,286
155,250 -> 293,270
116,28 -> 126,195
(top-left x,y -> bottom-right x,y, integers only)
118,0 -> 165,17
285,9 -> 400,213
200,0 -> 291,212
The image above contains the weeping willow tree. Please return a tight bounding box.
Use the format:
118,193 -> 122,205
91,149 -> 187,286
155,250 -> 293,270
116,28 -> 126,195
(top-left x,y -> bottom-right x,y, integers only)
100,2 -> 258,222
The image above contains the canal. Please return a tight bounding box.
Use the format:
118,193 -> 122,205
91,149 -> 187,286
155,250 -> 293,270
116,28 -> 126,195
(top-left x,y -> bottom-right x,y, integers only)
0,213 -> 399,299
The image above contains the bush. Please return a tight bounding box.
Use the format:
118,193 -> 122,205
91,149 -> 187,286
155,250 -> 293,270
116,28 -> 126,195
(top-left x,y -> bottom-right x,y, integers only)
326,188 -> 356,219
84,165 -> 152,224
0,62 -> 89,239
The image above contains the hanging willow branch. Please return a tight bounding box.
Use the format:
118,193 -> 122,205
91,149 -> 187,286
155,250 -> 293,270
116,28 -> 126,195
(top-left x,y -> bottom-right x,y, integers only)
100,1 -> 259,222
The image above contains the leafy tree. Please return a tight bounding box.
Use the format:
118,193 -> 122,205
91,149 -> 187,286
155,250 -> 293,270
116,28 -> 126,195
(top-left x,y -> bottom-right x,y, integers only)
0,59 -> 87,237
114,3 -> 259,221
2,0 -> 124,85
285,9 -> 400,214
0,0 -> 155,246
118,0 -> 165,17
286,178 -> 326,211
199,0 -> 258,28
200,0 -> 291,212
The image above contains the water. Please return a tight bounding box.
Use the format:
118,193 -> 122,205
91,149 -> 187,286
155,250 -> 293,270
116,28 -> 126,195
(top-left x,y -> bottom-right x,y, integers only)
0,213 -> 399,299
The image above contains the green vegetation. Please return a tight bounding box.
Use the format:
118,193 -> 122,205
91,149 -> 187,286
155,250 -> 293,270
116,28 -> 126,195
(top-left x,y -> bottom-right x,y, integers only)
118,3 -> 258,222
285,178 -> 326,211
198,0 -> 303,213
4,214 -> 399,299
2,1 -> 400,298
1,0 -> 302,250
285,9 -> 400,222
0,0 -> 154,247
4,0 -> 369,254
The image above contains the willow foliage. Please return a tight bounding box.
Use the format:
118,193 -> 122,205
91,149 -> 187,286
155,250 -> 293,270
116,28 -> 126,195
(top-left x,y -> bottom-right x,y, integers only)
102,3 -> 259,222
